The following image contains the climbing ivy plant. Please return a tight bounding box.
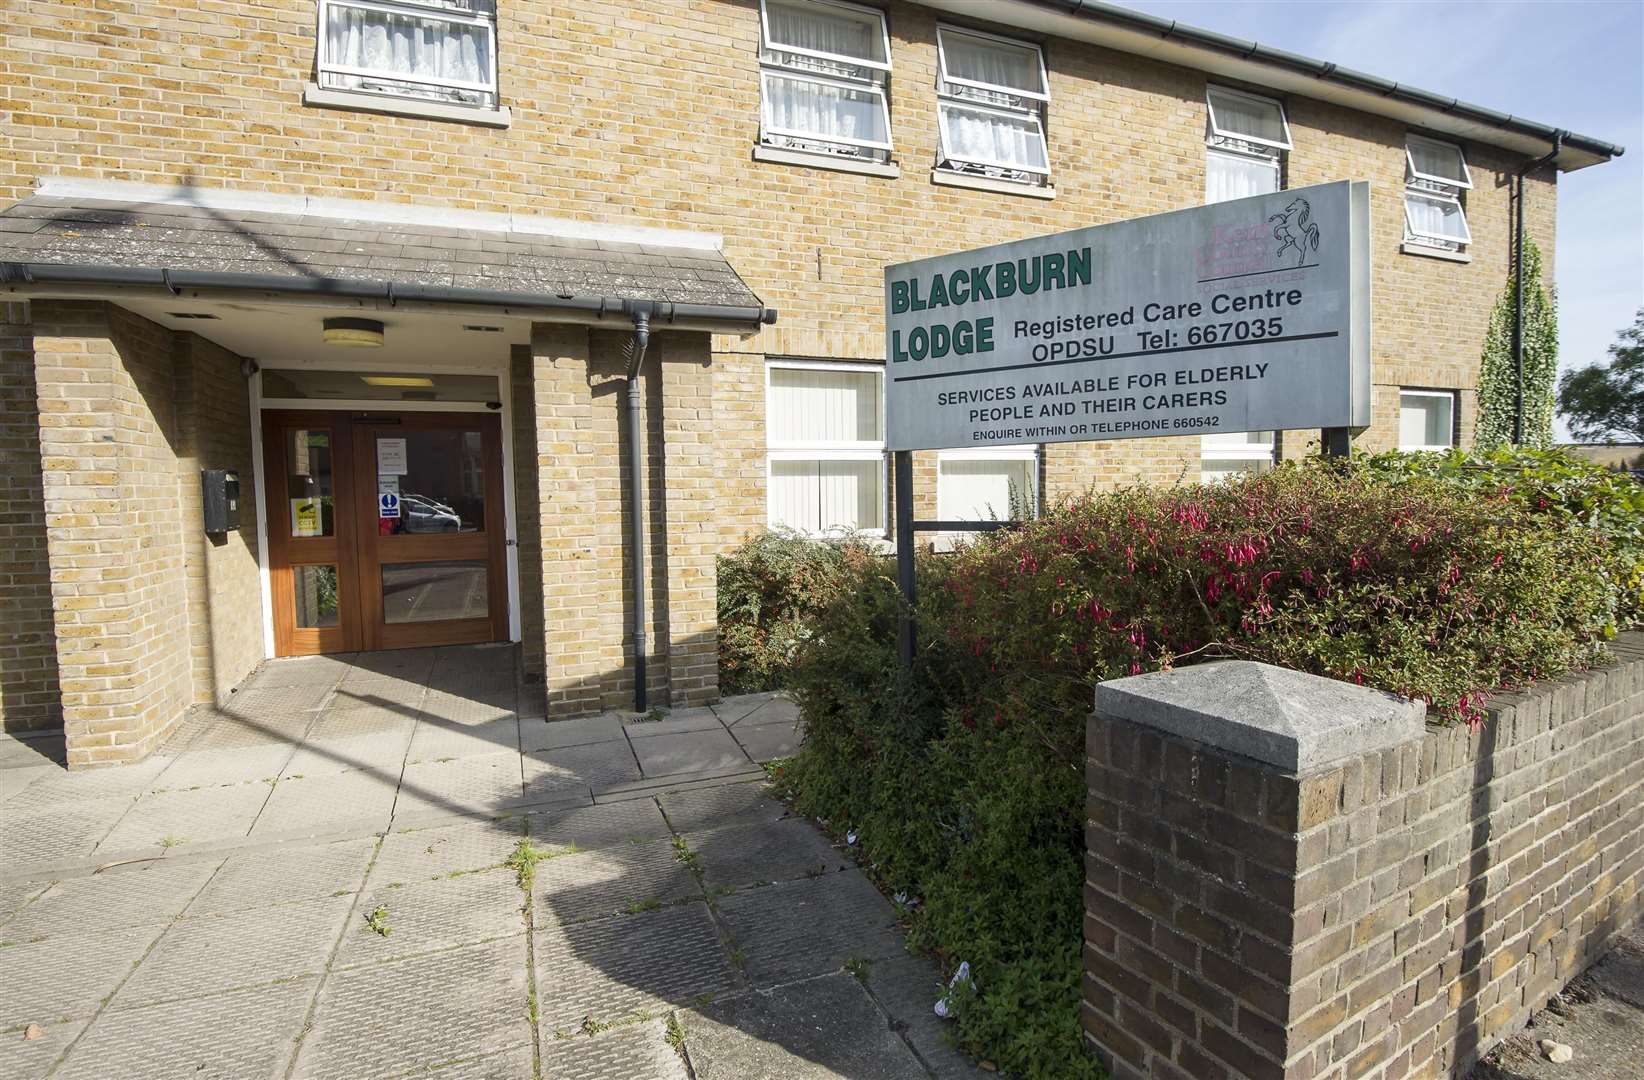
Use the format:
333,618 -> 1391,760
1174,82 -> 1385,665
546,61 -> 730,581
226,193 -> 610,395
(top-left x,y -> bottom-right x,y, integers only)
1476,238 -> 1558,449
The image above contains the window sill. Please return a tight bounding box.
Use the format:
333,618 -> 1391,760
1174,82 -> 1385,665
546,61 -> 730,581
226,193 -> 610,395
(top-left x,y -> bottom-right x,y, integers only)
1400,242 -> 1471,264
303,83 -> 512,128
931,169 -> 1055,199
752,145 -> 900,179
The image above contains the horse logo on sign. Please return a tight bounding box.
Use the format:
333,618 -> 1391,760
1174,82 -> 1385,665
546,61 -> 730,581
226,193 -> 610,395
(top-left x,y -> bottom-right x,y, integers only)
1268,197 -> 1321,268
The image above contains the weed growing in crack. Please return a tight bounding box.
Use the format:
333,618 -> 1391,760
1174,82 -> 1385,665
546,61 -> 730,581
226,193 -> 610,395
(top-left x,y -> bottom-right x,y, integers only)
364,905 -> 391,937
664,1013 -> 687,1062
670,835 -> 701,875
626,896 -> 661,915
506,838 -> 552,890
844,956 -> 872,983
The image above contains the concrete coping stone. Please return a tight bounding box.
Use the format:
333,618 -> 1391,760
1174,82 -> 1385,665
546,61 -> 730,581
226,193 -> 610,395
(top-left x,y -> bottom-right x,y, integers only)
1095,660 -> 1427,775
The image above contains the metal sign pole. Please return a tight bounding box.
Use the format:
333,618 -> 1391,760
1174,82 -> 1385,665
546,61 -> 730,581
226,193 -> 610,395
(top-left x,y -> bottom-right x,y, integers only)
894,449 -> 916,667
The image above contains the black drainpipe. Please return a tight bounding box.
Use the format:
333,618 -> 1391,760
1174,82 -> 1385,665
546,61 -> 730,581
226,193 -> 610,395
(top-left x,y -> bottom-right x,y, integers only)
1512,129 -> 1564,445
626,305 -> 652,713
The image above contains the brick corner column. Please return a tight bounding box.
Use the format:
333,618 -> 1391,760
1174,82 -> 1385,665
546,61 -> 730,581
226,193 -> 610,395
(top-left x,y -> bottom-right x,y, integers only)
657,332 -> 719,707
1083,661 -> 1426,1080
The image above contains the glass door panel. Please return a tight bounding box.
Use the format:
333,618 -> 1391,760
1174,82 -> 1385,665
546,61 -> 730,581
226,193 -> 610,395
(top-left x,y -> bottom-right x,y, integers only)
262,412 -> 362,655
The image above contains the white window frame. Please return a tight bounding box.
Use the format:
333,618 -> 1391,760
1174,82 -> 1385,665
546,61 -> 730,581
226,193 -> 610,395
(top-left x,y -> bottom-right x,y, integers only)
937,446 -> 1040,521
759,0 -> 892,73
758,69 -> 895,152
1403,189 -> 1474,246
935,99 -> 1051,176
317,0 -> 499,99
935,25 -> 1049,103
1398,390 -> 1457,452
1200,430 -> 1275,483
1405,133 -> 1473,190
1205,85 -> 1293,152
765,360 -> 888,537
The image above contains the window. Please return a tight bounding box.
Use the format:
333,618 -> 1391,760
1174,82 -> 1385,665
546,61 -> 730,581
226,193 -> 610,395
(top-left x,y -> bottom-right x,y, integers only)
1404,135 -> 1472,252
938,447 -> 1038,521
1399,390 -> 1457,451
767,362 -> 886,535
935,26 -> 1050,184
317,0 -> 498,108
1202,87 -> 1287,479
1200,430 -> 1275,483
759,0 -> 893,162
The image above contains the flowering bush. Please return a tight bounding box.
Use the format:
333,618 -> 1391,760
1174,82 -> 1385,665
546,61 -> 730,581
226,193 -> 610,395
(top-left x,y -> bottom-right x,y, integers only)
775,459 -> 1616,1080
715,529 -> 881,695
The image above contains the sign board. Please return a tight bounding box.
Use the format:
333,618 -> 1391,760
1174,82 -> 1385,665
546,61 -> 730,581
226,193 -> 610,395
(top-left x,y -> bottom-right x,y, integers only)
378,475 -> 399,497
291,499 -> 322,538
378,492 -> 401,519
883,180 -> 1370,451
377,437 -> 408,475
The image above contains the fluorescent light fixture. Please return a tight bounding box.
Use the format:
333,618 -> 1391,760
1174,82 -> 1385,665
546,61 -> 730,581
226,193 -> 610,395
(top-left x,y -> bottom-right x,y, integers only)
360,375 -> 434,388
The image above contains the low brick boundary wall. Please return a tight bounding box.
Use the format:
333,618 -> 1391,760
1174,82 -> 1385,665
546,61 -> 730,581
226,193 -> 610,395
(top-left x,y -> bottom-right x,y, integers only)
1082,634 -> 1644,1079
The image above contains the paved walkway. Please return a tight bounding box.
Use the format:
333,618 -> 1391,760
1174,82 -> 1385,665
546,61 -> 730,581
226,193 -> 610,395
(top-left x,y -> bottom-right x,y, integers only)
0,646 -> 983,1079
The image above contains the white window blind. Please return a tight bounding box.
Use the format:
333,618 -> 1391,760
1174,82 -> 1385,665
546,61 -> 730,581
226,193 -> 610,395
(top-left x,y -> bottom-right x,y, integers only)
758,0 -> 892,161
318,0 -> 498,107
935,26 -> 1050,183
767,363 -> 886,535
1205,148 -> 1280,204
1399,391 -> 1456,451
938,449 -> 1037,522
1404,135 -> 1471,251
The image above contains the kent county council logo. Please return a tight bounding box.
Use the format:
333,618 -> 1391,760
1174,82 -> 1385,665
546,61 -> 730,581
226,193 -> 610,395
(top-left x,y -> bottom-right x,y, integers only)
1268,196 -> 1321,268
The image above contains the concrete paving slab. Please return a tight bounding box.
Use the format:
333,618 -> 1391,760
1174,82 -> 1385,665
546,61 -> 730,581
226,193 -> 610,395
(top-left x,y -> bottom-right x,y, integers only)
0,880 -> 48,924
335,867 -> 525,967
714,871 -> 907,989
521,713 -> 628,752
656,782 -> 790,833
689,819 -> 851,893
113,893 -> 352,1007
532,839 -> 700,926
523,741 -> 642,800
282,731 -> 412,779
426,1046 -> 536,1079
244,652 -> 354,686
0,924 -> 164,1028
3,757 -> 168,809
422,689 -> 518,724
0,764 -> 58,805
2,859 -> 218,940
525,799 -> 672,854
225,682 -> 335,716
732,721 -> 802,763
96,782 -> 272,852
625,707 -> 724,739
331,677 -> 427,710
860,953 -> 983,1079
151,745 -> 297,791
533,901 -> 736,1035
371,816 -> 523,884
187,836 -> 377,916
541,1018 -> 688,1080
2,795 -> 140,868
349,647 -> 442,678
396,752 -> 524,819
0,1016 -> 87,1080
713,693 -> 799,730
292,936 -> 531,1080
52,978 -> 313,1080
186,712 -> 310,751
250,772 -> 399,837
407,716 -> 520,763
681,971 -> 929,1080
630,728 -> 751,779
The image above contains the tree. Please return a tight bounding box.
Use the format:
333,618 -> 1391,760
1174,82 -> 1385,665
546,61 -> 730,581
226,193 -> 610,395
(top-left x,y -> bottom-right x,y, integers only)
1558,309 -> 1644,443
1475,239 -> 1558,449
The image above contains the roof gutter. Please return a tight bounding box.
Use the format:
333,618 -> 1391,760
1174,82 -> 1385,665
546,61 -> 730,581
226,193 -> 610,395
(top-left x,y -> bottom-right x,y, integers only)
0,262 -> 779,332
927,0 -> 1624,168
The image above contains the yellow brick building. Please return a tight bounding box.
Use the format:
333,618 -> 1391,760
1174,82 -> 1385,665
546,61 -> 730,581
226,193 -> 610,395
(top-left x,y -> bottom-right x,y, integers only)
0,0 -> 1622,765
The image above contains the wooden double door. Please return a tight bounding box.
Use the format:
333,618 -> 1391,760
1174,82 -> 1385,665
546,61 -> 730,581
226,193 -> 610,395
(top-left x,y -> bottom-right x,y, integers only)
263,410 -> 508,656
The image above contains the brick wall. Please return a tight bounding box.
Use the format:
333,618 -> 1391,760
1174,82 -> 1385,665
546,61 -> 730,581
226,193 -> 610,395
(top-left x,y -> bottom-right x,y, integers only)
0,303 -> 60,732
1083,639 -> 1644,1079
0,0 -> 1559,541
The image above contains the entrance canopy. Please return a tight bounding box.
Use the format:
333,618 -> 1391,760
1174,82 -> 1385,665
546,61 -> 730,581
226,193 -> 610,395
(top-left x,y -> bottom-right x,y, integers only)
0,177 -> 775,332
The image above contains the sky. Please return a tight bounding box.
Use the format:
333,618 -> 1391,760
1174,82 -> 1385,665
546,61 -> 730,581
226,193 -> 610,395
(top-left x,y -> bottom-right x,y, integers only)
1124,0 -> 1644,438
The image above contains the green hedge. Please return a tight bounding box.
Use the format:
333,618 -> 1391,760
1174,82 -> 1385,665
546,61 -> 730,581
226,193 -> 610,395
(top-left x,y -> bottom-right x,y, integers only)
756,453 -> 1627,1080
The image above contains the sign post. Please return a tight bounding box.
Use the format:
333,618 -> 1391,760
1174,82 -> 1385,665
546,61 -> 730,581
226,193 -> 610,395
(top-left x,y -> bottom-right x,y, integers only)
884,180 -> 1372,665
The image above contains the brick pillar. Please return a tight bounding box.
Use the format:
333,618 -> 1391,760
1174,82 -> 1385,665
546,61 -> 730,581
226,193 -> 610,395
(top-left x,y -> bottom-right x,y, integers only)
511,343 -> 545,688
32,301 -> 194,768
1084,652 -> 1644,1080
658,332 -> 718,707
0,302 -> 61,733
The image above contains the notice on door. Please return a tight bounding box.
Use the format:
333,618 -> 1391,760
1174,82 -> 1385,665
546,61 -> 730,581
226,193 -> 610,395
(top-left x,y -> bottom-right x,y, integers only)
292,499 -> 322,538
883,180 -> 1371,451
379,492 -> 401,519
378,475 -> 399,497
377,437 -> 408,475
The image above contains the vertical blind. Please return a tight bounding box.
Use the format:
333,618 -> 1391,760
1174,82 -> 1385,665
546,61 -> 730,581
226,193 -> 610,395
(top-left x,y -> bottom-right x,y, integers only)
769,460 -> 882,533
767,366 -> 881,444
767,366 -> 884,534
939,457 -> 1035,521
